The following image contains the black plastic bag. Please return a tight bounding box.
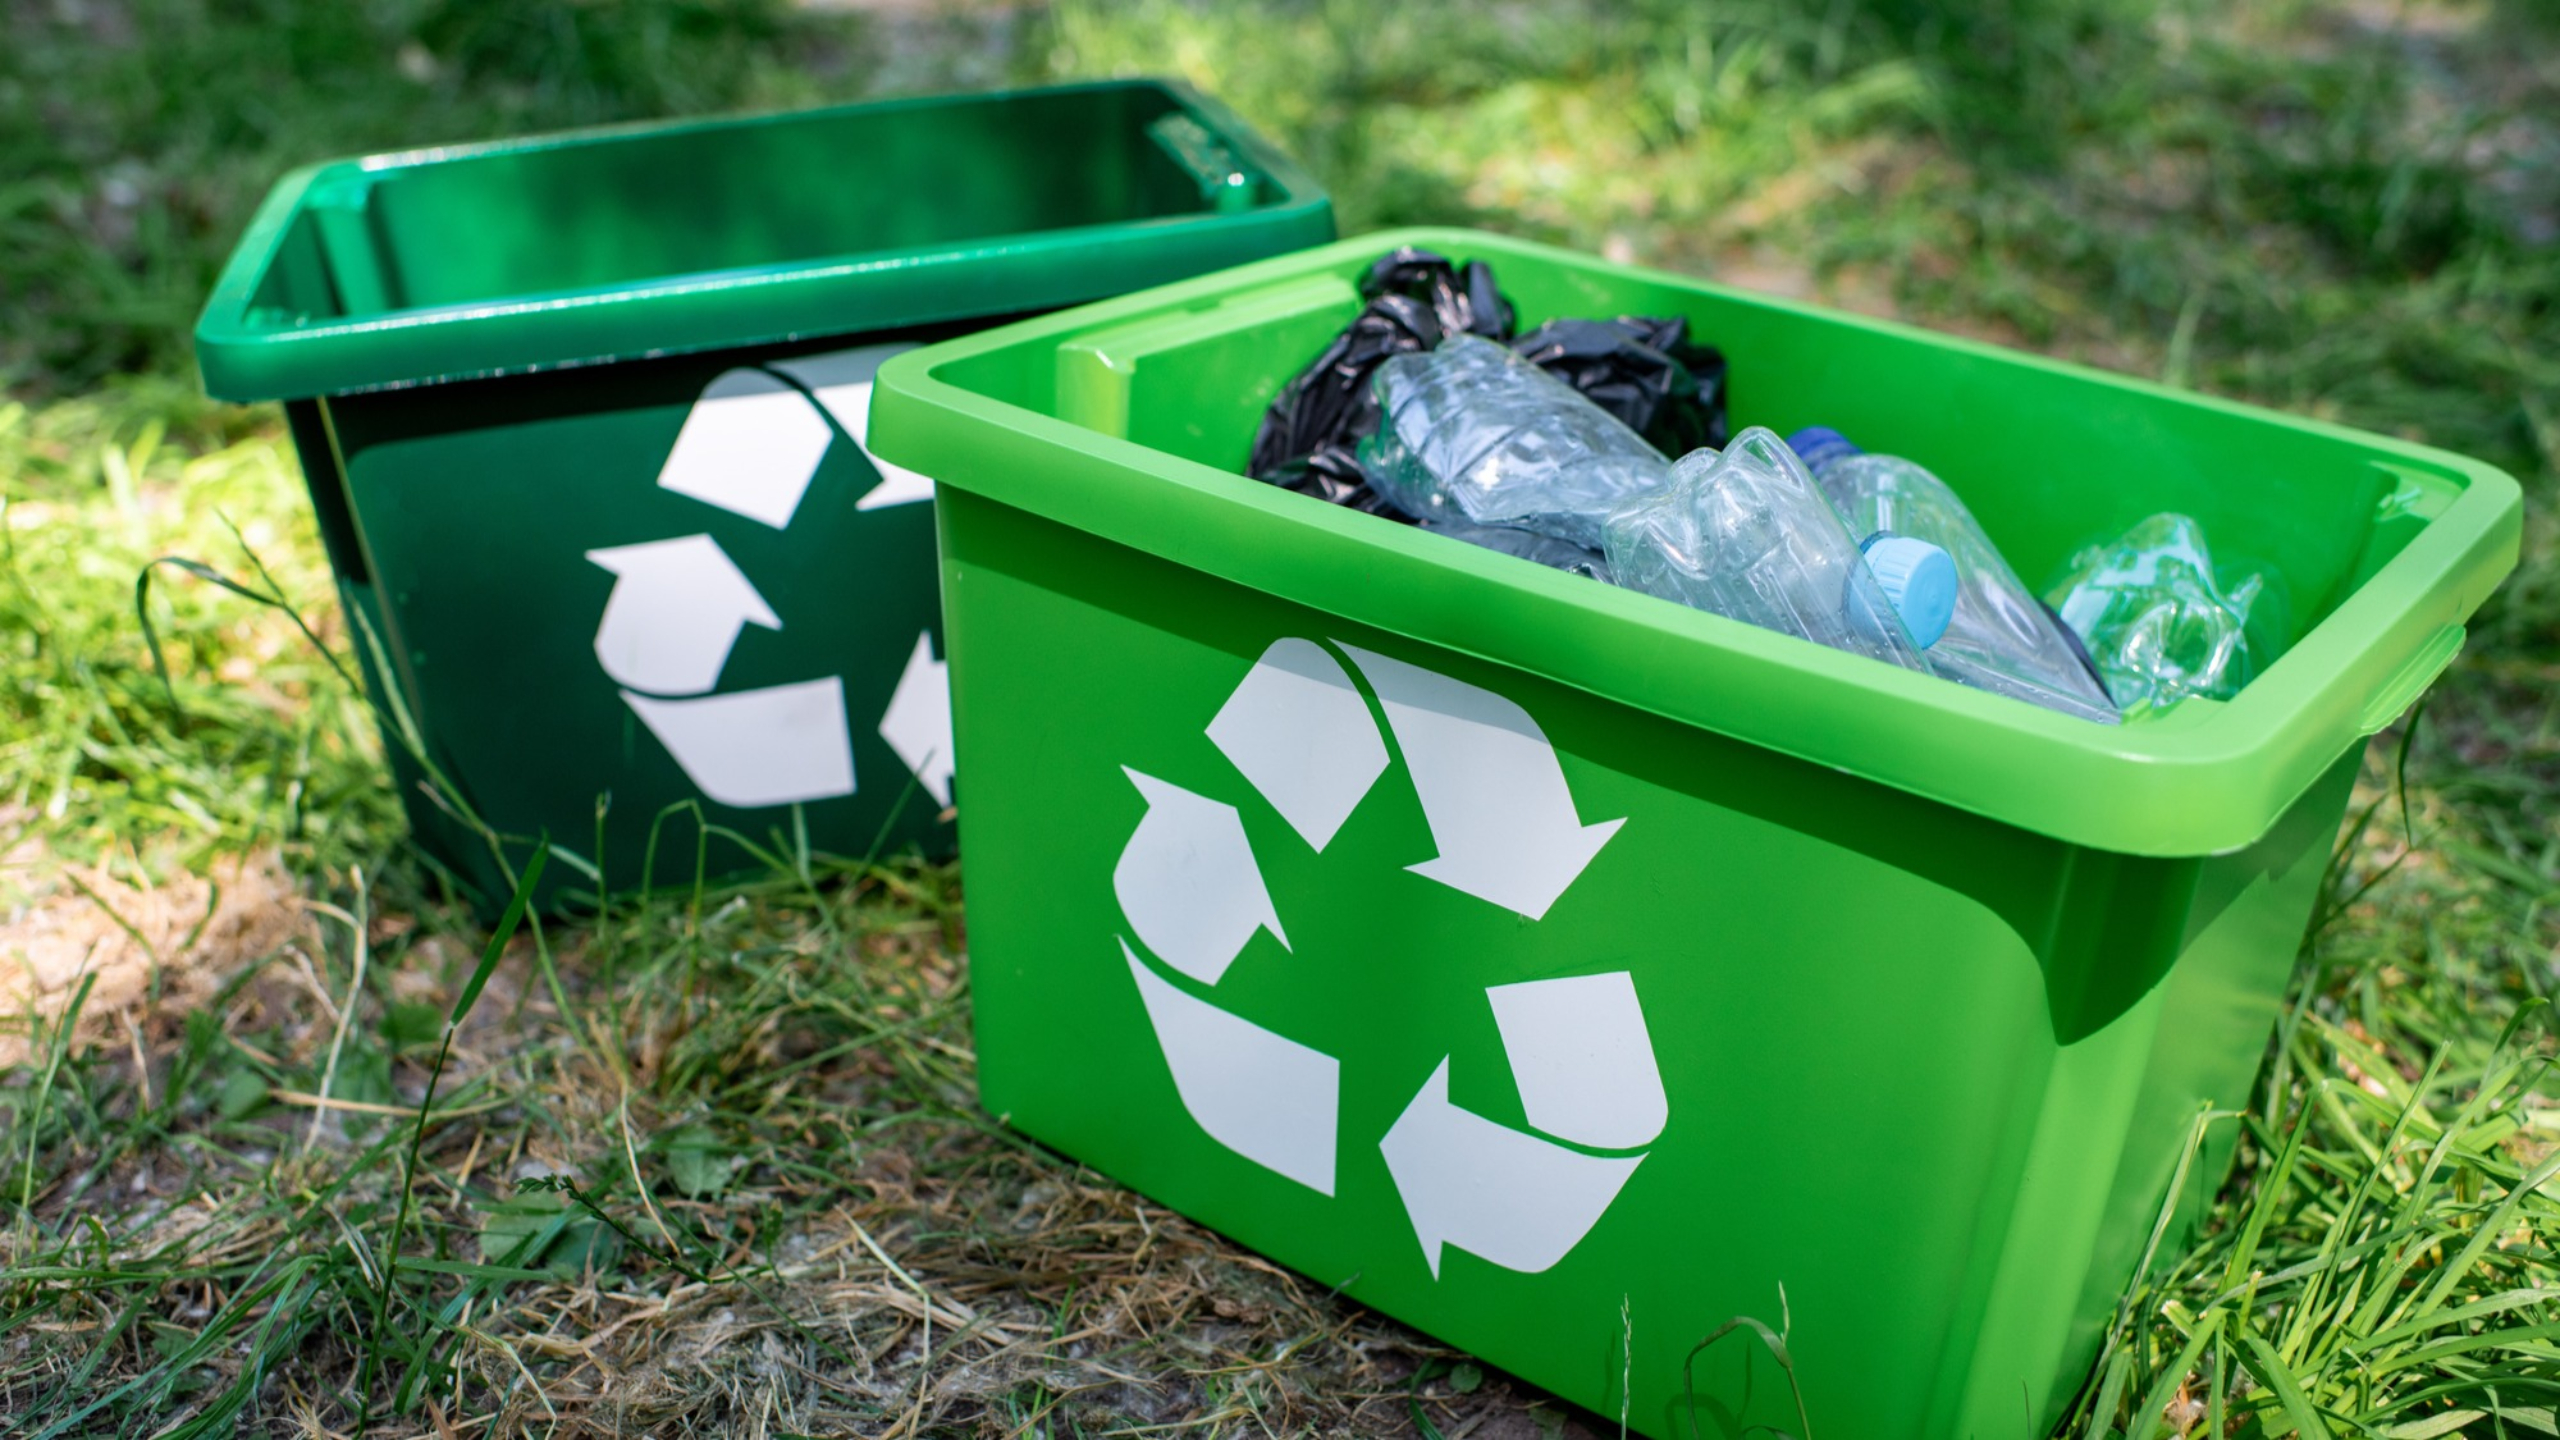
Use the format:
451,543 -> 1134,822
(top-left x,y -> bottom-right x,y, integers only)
1509,315 -> 1729,457
1247,247 -> 1728,516
1245,247 -> 1511,510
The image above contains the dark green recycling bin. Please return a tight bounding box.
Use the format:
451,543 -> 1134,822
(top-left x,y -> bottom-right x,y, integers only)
195,81 -> 1332,905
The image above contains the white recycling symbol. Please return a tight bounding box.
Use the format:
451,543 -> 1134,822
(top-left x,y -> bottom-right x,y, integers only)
584,345 -> 954,811
1113,637 -> 1665,1278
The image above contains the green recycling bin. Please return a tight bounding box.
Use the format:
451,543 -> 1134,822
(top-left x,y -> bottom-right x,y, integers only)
867,229 -> 2522,1436
194,81 -> 1332,906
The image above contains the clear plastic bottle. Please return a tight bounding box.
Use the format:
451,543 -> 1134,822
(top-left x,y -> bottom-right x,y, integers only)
1601,428 -> 1934,672
1789,427 -> 2120,725
1360,333 -> 1671,550
2044,513 -> 2284,713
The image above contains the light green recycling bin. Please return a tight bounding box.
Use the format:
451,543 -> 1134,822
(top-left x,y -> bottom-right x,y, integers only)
866,230 -> 2523,1435
193,81 -> 1332,908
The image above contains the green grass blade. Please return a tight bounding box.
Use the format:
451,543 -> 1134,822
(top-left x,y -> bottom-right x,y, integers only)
2242,1332 -> 2337,1439
451,842 -> 548,1027
2128,1309 -> 2224,1440
133,553 -> 358,702
359,840 -> 548,1430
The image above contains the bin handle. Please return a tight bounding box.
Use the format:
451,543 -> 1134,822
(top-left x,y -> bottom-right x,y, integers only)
1145,113 -> 1258,214
2357,623 -> 2464,735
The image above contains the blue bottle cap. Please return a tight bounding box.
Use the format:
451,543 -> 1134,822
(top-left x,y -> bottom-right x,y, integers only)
1861,533 -> 1958,648
1786,426 -> 1863,475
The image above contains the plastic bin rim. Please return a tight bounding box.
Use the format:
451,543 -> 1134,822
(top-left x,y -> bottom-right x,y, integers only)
866,226 -> 2525,859
192,79 -> 1332,402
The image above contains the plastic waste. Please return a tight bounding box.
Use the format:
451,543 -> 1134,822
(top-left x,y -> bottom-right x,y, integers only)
1509,315 -> 1729,458
1361,334 -> 1672,551
2044,513 -> 2286,713
1602,428 -> 1934,672
1859,534 -> 1959,648
1248,248 -> 1728,512
1421,515 -> 1613,582
1790,427 -> 2121,725
1248,248 -> 1516,512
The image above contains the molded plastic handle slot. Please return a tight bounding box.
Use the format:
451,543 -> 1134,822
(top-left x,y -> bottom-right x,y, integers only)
1145,112 -> 1259,213
306,177 -> 399,317
1054,273 -> 1360,440
2358,623 -> 2464,734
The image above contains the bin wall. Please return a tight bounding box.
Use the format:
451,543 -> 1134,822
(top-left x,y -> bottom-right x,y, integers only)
305,334 -> 964,904
939,486 -> 2357,1438
1953,753 -> 2350,1436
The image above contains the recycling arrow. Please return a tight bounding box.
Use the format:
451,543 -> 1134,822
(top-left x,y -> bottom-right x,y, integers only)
1380,1058 -> 1646,1278
1124,941 -> 1339,1196
1338,644 -> 1624,920
879,630 -> 955,808
587,535 -> 781,697
766,343 -> 937,511
584,355 -> 955,813
1111,636 -> 1663,1281
654,368 -> 837,529
1378,971 -> 1666,1276
1113,769 -> 1288,986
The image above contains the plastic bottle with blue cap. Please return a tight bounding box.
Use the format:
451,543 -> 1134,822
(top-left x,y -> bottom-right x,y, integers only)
1602,428 -> 1941,673
1353,343 -> 1954,671
1788,426 -> 2121,724
1860,533 -> 1958,648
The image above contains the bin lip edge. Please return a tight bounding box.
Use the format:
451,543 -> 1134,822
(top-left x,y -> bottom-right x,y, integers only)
869,225 -> 2527,859
191,77 -> 1334,403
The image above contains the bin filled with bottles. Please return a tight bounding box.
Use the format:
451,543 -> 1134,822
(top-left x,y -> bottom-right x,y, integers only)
867,229 -> 2521,1439
1248,246 -> 2284,727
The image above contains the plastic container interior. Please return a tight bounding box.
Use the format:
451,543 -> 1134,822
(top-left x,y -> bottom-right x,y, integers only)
197,81 -> 1333,400
875,229 -> 2523,856
980,266 -> 2456,656
257,87 -> 1261,320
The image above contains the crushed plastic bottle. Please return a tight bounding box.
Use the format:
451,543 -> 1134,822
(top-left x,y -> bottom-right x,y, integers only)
1789,427 -> 2121,725
1360,334 -> 1671,550
1601,428 -> 1934,672
2044,513 -> 2285,713
1421,515 -> 1612,582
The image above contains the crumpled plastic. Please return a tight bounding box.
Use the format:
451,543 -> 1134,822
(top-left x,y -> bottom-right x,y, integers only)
1796,430 -> 2120,723
1362,334 -> 1671,551
1602,428 -> 1932,672
1246,248 -> 1512,510
2044,513 -> 2289,713
1247,248 -> 1727,511
1509,315 -> 1729,459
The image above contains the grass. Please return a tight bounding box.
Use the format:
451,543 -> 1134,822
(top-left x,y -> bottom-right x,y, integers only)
2,0 -> 2556,1435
